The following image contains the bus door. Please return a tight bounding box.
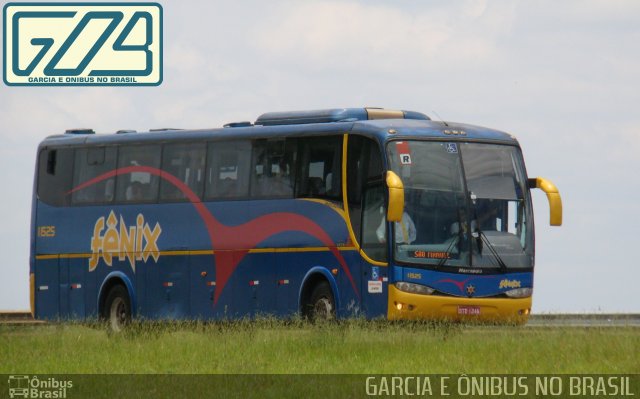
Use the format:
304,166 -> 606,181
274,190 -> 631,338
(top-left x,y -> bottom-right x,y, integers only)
359,183 -> 389,317
347,135 -> 388,317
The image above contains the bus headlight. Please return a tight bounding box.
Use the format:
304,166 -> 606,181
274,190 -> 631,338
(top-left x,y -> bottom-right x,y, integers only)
504,287 -> 532,298
395,282 -> 434,295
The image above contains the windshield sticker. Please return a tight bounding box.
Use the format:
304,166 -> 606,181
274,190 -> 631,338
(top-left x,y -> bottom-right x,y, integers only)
445,143 -> 458,154
396,141 -> 412,165
400,153 -> 412,165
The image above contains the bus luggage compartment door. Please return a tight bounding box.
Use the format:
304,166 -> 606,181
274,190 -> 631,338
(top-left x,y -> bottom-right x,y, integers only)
34,257 -> 60,319
57,258 -> 85,319
190,253 -> 215,319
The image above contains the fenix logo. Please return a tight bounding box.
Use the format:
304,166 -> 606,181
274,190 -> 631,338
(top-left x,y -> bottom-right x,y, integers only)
3,3 -> 162,86
90,210 -> 162,273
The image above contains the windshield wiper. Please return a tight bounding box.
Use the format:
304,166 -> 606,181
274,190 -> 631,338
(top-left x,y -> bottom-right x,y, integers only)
469,191 -> 507,270
437,234 -> 460,267
475,229 -> 507,270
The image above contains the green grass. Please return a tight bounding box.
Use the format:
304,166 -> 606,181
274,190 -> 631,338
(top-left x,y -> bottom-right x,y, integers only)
1,319 -> 638,374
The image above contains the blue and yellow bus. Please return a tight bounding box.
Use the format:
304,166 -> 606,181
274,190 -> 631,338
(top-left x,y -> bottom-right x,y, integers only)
30,108 -> 561,328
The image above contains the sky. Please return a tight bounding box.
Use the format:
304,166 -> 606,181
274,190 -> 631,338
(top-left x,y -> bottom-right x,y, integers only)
1,0 -> 639,313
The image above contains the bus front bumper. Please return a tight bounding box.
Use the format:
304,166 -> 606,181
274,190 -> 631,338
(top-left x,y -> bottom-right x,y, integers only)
387,285 -> 531,324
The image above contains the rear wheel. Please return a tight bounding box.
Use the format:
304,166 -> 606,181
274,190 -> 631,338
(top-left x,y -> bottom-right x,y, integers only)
103,285 -> 131,332
306,281 -> 335,321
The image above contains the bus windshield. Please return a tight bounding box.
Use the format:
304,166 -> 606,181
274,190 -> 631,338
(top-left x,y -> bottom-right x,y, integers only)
388,140 -> 533,270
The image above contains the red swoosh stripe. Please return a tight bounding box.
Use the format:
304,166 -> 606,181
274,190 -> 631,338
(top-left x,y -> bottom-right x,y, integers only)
68,166 -> 359,305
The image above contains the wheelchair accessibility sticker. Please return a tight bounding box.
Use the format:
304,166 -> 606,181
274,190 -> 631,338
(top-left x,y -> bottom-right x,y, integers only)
3,2 -> 162,86
371,266 -> 379,281
368,266 -> 382,293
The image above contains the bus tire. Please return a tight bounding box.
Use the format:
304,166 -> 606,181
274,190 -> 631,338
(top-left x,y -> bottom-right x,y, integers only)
307,281 -> 335,321
103,285 -> 131,332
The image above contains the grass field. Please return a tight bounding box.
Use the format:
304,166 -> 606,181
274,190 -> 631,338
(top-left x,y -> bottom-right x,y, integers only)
1,319 -> 638,374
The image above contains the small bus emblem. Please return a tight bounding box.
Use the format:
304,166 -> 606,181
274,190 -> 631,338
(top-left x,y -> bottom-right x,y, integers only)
8,375 -> 29,398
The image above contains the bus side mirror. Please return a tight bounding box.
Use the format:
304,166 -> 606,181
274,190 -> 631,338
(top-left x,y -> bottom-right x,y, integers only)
386,171 -> 404,222
528,177 -> 563,226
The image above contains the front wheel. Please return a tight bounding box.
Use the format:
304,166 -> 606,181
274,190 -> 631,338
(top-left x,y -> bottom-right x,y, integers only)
103,285 -> 131,332
306,281 -> 336,321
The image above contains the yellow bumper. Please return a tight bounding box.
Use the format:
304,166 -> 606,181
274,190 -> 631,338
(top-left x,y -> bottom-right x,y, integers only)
387,285 -> 531,324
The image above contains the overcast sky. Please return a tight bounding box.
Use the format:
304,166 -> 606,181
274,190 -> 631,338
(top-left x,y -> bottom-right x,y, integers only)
1,0 -> 639,312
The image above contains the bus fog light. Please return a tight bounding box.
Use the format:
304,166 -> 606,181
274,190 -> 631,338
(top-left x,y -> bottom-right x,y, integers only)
505,288 -> 532,298
394,302 -> 415,311
395,282 -> 434,295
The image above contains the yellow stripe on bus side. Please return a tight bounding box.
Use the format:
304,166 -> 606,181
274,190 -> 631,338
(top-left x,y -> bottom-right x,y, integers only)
36,254 -> 88,260
35,246 -> 357,260
248,246 -> 357,254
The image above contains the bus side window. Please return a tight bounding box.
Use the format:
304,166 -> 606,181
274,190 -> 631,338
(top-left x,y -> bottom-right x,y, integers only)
205,140 -> 251,200
160,143 -> 206,202
251,139 -> 296,198
37,147 -> 74,206
115,145 -> 161,203
296,136 -> 342,202
71,147 -> 117,205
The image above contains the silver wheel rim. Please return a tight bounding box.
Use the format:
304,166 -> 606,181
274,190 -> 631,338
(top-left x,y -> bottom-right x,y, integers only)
109,297 -> 127,331
314,297 -> 334,320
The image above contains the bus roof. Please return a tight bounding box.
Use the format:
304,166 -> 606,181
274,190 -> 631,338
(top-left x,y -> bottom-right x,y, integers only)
38,108 -> 520,148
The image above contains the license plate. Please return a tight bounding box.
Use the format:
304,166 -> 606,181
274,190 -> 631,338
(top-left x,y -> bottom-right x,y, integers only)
457,305 -> 481,315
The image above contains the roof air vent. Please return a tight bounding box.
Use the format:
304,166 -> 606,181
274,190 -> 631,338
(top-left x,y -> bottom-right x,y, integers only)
65,128 -> 95,135
224,121 -> 253,128
255,108 -> 430,126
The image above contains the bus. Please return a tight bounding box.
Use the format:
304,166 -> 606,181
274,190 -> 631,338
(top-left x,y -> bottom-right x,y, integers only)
30,107 -> 562,329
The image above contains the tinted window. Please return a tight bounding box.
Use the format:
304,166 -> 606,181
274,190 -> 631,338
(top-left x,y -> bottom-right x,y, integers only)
160,143 -> 206,202
116,145 -> 161,203
347,135 -> 383,246
71,147 -> 117,205
205,141 -> 251,199
37,147 -> 74,206
296,136 -> 342,201
361,184 -> 388,262
251,139 -> 296,198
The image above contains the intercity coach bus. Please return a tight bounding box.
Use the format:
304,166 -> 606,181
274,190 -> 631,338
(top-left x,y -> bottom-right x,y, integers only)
30,108 -> 562,329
